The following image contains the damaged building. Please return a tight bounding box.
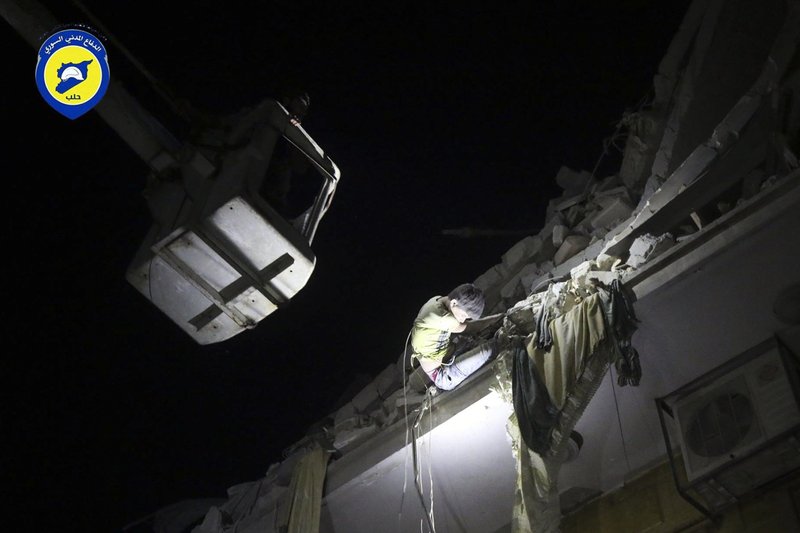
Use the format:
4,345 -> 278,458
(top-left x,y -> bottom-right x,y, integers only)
145,0 -> 799,531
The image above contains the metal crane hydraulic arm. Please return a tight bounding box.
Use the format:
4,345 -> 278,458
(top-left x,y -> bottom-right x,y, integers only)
4,0 -> 342,345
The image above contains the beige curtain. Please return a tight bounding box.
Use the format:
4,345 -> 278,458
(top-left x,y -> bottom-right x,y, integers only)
494,291 -> 614,532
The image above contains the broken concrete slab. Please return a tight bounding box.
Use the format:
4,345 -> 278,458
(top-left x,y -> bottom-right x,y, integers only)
569,260 -> 594,287
474,263 -> 511,292
590,197 -> 633,230
573,209 -> 598,234
501,236 -> 543,271
591,174 -> 622,195
592,186 -> 631,207
554,192 -> 588,212
626,232 -> 675,268
554,235 -> 591,266
564,205 -> 586,228
474,263 -> 513,310
500,275 -> 525,304
333,420 -> 380,452
553,224 -> 569,247
520,261 -> 553,295
333,402 -> 357,428
349,380 -> 381,414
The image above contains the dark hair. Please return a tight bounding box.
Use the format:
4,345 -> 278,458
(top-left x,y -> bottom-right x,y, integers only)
448,283 -> 485,320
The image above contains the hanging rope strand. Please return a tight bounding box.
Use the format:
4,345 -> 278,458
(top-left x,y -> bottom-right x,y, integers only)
411,389 -> 436,533
399,328 -> 414,528
610,370 -> 632,474
427,399 -> 436,531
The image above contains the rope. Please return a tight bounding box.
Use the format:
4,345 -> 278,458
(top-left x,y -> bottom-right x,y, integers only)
399,328 -> 413,527
427,395 -> 436,531
583,89 -> 655,193
609,368 -> 632,474
411,388 -> 436,532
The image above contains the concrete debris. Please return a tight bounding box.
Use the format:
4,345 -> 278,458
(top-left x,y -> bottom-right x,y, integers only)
554,192 -> 587,212
554,235 -> 591,266
591,186 -> 631,209
499,257 -> 555,304
586,270 -> 621,286
332,417 -> 379,451
619,111 -> 661,189
553,224 -> 569,247
539,210 -> 566,237
589,197 -> 633,230
569,260 -> 594,287
473,263 -> 513,310
572,209 -> 598,234
591,174 -> 622,195
333,401 -> 357,430
349,380 -> 381,414
374,363 -> 401,398
689,211 -> 703,230
521,261 -> 553,294
500,273 -> 526,304
626,232 -> 675,268
473,263 -> 511,292
501,236 -> 543,271
564,204 -> 585,228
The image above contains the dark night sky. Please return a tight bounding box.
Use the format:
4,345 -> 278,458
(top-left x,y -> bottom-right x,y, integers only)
6,2 -> 691,530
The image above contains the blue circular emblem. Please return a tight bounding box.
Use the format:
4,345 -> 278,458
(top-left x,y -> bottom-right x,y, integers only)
35,28 -> 110,120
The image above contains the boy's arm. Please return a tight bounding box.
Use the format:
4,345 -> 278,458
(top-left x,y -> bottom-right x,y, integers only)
451,321 -> 468,333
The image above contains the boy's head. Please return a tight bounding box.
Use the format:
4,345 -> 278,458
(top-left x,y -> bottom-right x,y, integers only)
447,283 -> 485,323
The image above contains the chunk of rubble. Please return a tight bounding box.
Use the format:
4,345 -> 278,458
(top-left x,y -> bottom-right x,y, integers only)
590,197 -> 633,230
591,174 -> 622,195
501,236 -> 543,271
500,274 -> 525,304
619,111 -> 661,189
573,210 -> 598,234
592,186 -> 631,209
474,263 -> 510,291
520,261 -> 553,294
626,232 -> 675,268
569,260 -> 594,287
564,205 -> 585,228
332,416 -> 379,452
594,253 -> 620,271
587,270 -> 621,286
554,192 -> 587,212
553,224 -> 569,247
554,235 -> 591,266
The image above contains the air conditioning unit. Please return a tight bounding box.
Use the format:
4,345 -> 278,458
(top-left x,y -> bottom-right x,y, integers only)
673,342 -> 800,484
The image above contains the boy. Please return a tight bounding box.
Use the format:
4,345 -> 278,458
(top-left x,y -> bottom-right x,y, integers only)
410,283 -> 496,391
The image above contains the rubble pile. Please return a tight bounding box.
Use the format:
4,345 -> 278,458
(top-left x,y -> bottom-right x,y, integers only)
473,165 -> 642,314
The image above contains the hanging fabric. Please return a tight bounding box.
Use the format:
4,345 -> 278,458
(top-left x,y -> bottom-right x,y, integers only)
604,279 -> 642,386
512,337 -> 560,454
